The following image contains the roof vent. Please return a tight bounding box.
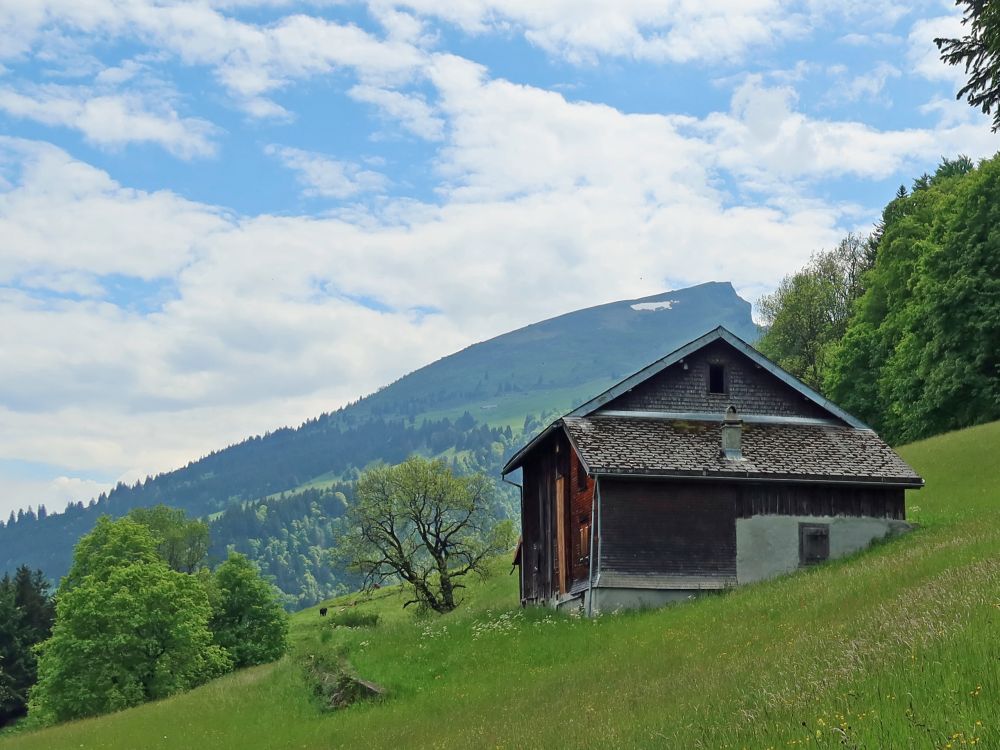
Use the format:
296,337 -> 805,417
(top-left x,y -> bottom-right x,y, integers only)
721,405 -> 743,461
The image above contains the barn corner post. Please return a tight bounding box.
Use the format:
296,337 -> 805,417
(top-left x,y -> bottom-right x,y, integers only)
586,475 -> 601,617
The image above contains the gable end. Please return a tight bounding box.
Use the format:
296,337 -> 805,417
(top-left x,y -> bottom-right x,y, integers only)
604,339 -> 834,420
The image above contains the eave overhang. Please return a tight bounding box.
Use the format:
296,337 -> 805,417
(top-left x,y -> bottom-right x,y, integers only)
587,468 -> 924,489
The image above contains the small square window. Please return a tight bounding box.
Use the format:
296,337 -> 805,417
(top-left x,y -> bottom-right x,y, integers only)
708,363 -> 726,394
799,523 -> 830,566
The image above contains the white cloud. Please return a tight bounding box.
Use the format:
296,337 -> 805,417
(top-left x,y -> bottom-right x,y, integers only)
348,84 -> 445,140
378,0 -> 922,65
0,85 -> 218,158
387,0 -> 803,64
265,144 -> 388,198
694,75 -> 996,186
0,91 -> 855,511
1,0 -> 428,116
834,62 -> 902,103
0,137 -> 228,282
907,13 -> 967,85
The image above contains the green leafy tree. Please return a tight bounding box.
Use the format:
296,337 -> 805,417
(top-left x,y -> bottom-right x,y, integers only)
935,0 -> 1000,131
209,553 -> 288,668
58,515 -> 161,591
826,154 -> 1000,442
28,518 -> 230,724
334,456 -> 515,613
756,233 -> 874,389
128,505 -> 210,573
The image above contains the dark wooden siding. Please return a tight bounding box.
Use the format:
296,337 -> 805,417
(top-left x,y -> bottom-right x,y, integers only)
520,438 -> 560,604
518,431 -> 576,603
605,340 -> 833,419
736,483 -> 905,520
599,479 -> 738,580
519,457 -> 540,603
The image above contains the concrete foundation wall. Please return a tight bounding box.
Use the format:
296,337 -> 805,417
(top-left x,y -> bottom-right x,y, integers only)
584,587 -> 696,615
736,514 -> 911,585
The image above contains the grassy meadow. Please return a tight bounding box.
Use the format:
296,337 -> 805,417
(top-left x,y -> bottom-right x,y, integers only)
3,421 -> 998,749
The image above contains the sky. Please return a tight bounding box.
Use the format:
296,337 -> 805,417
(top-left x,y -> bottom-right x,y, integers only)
0,0 -> 997,520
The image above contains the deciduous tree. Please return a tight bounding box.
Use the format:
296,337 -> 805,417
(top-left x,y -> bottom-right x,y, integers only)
128,505 -> 210,573
334,457 -> 515,613
756,233 -> 874,390
209,552 -> 288,668
826,154 -> 1000,442
28,518 -> 230,724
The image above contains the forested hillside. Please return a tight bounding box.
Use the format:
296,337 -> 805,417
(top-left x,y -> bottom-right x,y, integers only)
758,154 -> 1000,444
0,282 -> 757,607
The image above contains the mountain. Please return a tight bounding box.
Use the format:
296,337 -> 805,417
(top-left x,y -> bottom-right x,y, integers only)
0,281 -> 758,605
349,280 -> 759,426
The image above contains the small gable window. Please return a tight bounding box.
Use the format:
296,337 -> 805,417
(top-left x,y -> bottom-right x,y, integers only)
708,363 -> 726,394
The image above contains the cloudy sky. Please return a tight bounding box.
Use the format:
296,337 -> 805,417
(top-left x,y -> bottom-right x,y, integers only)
0,0 -> 996,519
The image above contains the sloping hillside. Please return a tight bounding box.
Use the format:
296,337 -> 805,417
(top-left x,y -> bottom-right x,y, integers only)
0,281 -> 757,600
4,421 -> 997,749
350,280 -> 758,425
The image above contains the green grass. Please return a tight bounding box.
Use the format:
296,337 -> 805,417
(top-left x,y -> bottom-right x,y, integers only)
4,421 -> 999,750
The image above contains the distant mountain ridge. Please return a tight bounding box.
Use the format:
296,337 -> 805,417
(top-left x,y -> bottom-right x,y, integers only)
0,281 -> 758,605
350,281 -> 758,424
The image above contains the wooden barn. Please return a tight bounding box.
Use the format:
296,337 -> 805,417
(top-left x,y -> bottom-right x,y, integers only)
503,326 -> 923,615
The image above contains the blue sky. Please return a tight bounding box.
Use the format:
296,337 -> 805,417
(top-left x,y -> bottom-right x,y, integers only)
0,0 -> 996,519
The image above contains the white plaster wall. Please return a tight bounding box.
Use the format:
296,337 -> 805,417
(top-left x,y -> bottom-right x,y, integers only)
736,515 -> 911,585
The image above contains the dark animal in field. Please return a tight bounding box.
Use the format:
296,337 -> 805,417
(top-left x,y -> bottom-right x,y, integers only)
319,607 -> 328,616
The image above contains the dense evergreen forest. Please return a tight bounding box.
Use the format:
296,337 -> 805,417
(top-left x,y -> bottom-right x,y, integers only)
0,567 -> 54,727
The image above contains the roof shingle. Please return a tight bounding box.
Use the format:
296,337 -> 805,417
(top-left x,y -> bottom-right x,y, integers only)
562,415 -> 922,486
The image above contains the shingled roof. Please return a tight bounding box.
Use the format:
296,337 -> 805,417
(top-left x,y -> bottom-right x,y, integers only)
561,415 -> 922,486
